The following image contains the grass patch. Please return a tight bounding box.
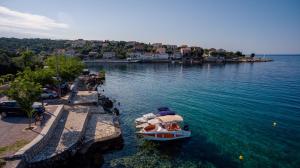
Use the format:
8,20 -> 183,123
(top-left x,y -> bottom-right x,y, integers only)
0,140 -> 29,156
0,159 -> 5,168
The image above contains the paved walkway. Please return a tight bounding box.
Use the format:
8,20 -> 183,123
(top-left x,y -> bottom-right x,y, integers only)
30,105 -> 89,162
84,113 -> 121,143
0,105 -> 58,158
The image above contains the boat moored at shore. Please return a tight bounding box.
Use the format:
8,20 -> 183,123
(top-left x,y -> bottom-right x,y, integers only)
135,107 -> 191,141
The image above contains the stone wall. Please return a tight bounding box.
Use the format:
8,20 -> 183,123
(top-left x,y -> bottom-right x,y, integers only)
14,105 -> 64,162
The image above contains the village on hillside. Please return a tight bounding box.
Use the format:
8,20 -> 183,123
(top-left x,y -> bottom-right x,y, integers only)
0,38 -> 271,68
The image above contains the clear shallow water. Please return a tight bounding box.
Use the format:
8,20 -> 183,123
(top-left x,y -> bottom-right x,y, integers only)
89,56 -> 300,168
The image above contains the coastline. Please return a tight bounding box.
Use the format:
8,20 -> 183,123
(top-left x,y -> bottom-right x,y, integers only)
83,57 -> 273,64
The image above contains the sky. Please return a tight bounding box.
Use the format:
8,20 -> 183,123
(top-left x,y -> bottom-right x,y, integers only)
0,0 -> 300,54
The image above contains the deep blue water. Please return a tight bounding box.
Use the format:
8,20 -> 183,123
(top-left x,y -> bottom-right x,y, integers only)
89,56 -> 300,168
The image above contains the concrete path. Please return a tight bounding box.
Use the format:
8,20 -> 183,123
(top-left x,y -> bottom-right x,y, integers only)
84,113 -> 121,143
30,105 -> 89,163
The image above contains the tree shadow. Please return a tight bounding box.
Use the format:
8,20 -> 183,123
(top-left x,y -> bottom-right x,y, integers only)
0,112 -> 51,125
60,130 -> 81,148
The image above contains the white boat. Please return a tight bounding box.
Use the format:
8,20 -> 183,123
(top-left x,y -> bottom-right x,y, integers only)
135,113 -> 156,124
136,115 -> 191,141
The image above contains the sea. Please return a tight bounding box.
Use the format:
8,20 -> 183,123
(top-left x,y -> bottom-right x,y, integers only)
88,55 -> 300,168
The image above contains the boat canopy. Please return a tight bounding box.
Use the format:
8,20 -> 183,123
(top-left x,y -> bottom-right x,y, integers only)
157,107 -> 170,111
158,110 -> 176,116
157,115 -> 183,123
148,118 -> 161,125
143,113 -> 156,119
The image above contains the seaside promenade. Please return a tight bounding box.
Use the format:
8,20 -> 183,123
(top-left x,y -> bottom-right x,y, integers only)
1,77 -> 122,168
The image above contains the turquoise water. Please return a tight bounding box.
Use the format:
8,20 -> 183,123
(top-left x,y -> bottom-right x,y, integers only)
89,56 -> 300,168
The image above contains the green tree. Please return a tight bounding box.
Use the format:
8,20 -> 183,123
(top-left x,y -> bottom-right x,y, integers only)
0,49 -> 20,75
235,51 -> 243,57
17,67 -> 57,86
46,55 -> 84,82
250,53 -> 255,58
21,50 -> 34,67
0,74 -> 15,84
191,47 -> 204,59
12,50 -> 43,70
6,78 -> 42,128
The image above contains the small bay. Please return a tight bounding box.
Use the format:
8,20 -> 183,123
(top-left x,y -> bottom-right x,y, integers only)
89,55 -> 300,168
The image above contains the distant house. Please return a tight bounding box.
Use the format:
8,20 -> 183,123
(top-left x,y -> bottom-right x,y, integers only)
152,43 -> 162,49
88,51 -> 98,58
55,49 -> 66,55
142,52 -> 154,60
153,53 -> 169,60
127,52 -> 143,60
110,40 -> 118,45
156,47 -> 166,54
102,43 -> 109,48
91,40 -> 103,47
65,49 -> 76,57
133,44 -> 145,51
180,45 -> 188,48
125,41 -> 137,47
170,52 -> 182,60
103,52 -> 116,59
165,45 -> 177,50
71,39 -> 86,48
180,47 -> 191,56
127,52 -> 168,61
217,48 -> 226,53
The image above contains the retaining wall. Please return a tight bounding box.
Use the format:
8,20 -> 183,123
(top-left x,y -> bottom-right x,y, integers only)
14,105 -> 64,162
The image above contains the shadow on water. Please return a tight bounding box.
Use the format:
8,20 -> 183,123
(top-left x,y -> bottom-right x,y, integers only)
192,134 -> 239,168
88,62 -> 230,74
145,134 -> 239,168
108,133 -> 239,168
57,137 -> 124,168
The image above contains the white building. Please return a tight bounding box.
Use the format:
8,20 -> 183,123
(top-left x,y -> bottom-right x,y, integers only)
127,52 -> 169,60
127,52 -> 143,60
103,52 -> 116,59
153,53 -> 169,60
88,51 -> 98,58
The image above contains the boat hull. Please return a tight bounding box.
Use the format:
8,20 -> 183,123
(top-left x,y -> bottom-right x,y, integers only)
137,130 -> 191,141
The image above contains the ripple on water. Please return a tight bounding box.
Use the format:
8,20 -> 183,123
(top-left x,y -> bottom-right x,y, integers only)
90,56 -> 300,168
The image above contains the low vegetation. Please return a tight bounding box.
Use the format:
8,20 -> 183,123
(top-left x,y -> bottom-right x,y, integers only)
1,50 -> 84,128
0,139 -> 29,157
0,159 -> 5,168
98,70 -> 105,79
